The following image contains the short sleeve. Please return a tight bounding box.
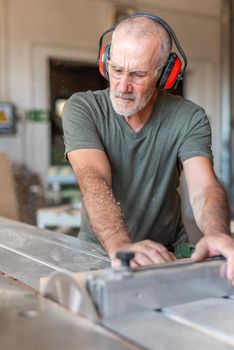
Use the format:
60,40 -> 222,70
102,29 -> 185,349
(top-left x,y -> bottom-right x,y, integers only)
178,108 -> 213,163
62,93 -> 104,157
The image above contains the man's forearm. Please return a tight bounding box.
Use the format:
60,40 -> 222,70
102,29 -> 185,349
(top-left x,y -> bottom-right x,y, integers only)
191,182 -> 231,236
78,167 -> 131,256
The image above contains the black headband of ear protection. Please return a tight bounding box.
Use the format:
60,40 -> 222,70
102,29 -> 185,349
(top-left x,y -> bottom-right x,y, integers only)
97,12 -> 187,89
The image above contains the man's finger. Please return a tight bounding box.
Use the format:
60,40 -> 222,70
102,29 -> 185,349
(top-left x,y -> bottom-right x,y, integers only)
146,247 -> 175,263
221,247 -> 234,281
138,240 -> 175,263
191,239 -> 210,261
132,251 -> 156,266
226,256 -> 234,282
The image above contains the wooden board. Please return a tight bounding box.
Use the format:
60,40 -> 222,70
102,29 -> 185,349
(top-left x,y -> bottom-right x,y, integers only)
0,153 -> 19,220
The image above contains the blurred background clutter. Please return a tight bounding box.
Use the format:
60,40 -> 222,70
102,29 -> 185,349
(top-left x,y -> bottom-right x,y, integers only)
0,0 -> 234,240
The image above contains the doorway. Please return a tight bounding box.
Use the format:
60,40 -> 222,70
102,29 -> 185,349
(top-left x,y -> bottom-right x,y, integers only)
49,58 -> 108,165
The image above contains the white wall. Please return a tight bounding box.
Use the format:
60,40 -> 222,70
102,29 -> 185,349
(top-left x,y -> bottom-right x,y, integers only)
0,0 -> 114,181
0,0 -> 223,182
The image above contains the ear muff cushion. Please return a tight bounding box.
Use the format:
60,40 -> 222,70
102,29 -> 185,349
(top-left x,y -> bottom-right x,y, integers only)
99,47 -> 106,78
157,53 -> 182,90
98,44 -> 111,80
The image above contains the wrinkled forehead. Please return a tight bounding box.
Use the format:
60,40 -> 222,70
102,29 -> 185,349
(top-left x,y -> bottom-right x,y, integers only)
110,31 -> 161,68
110,17 -> 168,64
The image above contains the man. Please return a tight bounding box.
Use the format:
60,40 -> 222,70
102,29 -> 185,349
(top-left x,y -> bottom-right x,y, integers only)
62,14 -> 234,280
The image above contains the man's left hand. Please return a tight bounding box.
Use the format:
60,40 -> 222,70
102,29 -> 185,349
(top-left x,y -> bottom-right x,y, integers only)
192,233 -> 234,283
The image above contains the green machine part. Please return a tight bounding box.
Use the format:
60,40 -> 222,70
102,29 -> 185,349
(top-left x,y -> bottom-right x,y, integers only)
174,243 -> 195,259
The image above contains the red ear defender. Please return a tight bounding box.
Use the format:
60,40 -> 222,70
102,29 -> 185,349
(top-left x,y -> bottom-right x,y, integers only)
98,44 -> 110,80
157,53 -> 182,90
164,56 -> 182,89
99,47 -> 106,78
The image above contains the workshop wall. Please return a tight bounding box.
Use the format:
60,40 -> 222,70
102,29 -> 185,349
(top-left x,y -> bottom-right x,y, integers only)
0,0 -> 223,184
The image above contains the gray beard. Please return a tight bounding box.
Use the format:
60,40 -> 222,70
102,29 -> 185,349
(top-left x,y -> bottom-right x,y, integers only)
110,89 -> 155,117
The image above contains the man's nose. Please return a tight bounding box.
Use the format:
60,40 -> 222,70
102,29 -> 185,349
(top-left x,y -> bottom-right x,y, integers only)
117,73 -> 132,93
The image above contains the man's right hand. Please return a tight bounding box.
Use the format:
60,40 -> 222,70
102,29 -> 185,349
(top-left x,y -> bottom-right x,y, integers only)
110,240 -> 176,268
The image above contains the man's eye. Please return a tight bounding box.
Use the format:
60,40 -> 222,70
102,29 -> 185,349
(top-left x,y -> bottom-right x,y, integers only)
112,66 -> 123,74
131,72 -> 147,78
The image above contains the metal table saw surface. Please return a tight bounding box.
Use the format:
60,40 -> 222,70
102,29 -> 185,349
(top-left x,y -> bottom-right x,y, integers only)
0,217 -> 110,289
1,217 -> 234,350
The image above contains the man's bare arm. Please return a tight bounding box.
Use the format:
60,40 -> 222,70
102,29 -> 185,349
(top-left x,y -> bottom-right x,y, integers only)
183,156 -> 230,236
184,156 -> 234,282
68,149 -> 174,266
68,149 -> 131,255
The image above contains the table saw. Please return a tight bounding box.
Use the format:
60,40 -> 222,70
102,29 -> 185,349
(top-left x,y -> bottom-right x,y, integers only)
0,216 -> 234,350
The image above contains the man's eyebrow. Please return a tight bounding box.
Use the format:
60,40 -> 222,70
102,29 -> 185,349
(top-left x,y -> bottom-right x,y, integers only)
111,62 -> 148,72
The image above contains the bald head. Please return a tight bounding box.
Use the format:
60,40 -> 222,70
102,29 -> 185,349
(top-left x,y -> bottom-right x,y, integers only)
111,16 -> 172,66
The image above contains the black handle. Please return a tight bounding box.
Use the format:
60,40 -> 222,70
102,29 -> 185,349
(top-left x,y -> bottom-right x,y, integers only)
116,251 -> 135,267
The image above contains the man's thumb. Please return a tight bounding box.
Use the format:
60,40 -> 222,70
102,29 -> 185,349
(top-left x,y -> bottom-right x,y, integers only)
191,239 -> 209,261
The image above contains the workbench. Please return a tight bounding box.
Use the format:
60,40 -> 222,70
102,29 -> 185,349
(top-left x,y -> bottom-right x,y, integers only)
1,217 -> 234,350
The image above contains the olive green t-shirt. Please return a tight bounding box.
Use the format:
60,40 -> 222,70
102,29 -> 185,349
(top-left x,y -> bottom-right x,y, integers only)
62,88 -> 213,248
